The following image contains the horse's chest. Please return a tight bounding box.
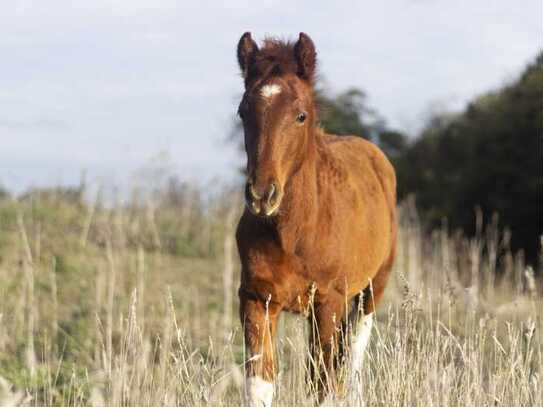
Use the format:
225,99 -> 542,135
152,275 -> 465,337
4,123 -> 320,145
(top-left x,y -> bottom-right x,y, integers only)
279,258 -> 344,313
296,235 -> 347,274
243,218 -> 358,310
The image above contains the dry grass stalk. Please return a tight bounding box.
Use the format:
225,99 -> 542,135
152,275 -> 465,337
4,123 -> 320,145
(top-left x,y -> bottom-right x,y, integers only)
0,190 -> 540,406
16,213 -> 37,379
222,203 -> 238,339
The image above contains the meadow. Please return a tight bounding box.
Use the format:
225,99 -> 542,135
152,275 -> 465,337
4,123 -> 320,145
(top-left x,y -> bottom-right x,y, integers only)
0,184 -> 541,406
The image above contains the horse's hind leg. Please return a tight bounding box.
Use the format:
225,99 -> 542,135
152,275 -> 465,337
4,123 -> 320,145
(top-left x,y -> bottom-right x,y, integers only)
346,258 -> 394,403
336,294 -> 371,403
343,294 -> 373,405
363,252 -> 394,315
344,259 -> 393,400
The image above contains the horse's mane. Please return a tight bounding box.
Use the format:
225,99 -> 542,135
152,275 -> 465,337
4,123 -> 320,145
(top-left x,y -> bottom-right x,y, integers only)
252,38 -> 300,81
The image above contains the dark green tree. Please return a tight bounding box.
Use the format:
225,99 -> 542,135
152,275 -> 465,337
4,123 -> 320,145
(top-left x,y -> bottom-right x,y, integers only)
396,51 -> 543,263
316,88 -> 374,138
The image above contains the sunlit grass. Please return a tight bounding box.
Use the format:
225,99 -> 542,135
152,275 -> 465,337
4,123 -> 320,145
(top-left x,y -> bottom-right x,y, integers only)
0,190 -> 541,406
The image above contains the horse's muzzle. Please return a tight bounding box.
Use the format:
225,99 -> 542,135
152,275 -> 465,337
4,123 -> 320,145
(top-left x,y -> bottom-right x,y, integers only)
245,179 -> 282,217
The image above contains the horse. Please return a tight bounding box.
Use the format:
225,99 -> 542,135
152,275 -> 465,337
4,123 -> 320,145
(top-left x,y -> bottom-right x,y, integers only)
235,32 -> 397,406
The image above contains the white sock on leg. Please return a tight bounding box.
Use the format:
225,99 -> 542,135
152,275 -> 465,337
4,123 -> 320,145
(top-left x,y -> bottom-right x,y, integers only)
245,375 -> 274,407
349,313 -> 373,405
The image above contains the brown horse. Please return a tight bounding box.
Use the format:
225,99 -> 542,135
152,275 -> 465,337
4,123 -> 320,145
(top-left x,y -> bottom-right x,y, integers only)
235,32 -> 397,406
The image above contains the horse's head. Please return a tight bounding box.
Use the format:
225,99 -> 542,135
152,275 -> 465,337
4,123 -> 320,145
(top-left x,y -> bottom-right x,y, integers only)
237,32 -> 317,217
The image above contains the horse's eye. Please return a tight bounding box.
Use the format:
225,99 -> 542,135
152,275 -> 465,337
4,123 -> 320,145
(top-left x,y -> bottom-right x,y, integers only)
296,112 -> 307,124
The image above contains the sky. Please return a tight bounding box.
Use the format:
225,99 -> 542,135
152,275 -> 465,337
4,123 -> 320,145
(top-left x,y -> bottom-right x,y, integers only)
1,0 -> 542,194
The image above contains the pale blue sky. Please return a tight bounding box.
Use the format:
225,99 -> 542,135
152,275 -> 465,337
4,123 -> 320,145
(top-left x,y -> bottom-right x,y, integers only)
1,0 -> 542,193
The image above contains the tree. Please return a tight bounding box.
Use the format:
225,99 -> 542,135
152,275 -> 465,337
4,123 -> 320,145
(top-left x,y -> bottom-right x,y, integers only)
396,51 -> 543,264
316,88 -> 374,138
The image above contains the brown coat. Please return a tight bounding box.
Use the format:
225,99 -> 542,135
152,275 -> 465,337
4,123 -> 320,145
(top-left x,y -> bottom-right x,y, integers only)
236,32 -> 397,398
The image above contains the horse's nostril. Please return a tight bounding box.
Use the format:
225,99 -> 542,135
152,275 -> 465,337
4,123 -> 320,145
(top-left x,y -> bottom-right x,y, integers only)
266,183 -> 278,206
246,180 -> 281,216
248,182 -> 262,200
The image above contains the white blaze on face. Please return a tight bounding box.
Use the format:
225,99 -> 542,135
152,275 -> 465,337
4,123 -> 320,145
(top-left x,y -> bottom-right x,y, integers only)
260,83 -> 282,98
245,376 -> 274,407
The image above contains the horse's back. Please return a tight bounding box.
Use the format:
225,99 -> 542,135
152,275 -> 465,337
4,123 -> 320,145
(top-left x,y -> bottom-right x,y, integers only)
323,134 -> 396,216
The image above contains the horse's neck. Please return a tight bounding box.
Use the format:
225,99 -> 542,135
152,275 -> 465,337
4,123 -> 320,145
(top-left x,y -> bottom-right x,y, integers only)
275,131 -> 324,253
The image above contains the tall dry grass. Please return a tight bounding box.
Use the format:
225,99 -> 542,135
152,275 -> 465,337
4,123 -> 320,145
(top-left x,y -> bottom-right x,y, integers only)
0,186 -> 541,406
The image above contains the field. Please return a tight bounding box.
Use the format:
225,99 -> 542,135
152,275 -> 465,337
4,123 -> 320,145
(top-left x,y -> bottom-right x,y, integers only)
0,185 -> 541,406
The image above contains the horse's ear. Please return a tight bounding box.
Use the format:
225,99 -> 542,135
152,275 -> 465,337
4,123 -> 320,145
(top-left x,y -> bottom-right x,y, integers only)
294,32 -> 317,81
237,32 -> 259,80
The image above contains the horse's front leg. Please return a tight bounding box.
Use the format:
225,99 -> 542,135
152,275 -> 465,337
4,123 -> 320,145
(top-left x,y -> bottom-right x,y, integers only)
239,292 -> 281,407
308,296 -> 345,402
